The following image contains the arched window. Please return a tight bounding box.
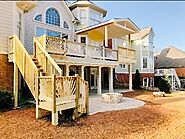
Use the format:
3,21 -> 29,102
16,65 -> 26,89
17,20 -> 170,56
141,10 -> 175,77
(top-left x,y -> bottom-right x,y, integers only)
63,21 -> 69,29
34,14 -> 42,22
46,8 -> 60,27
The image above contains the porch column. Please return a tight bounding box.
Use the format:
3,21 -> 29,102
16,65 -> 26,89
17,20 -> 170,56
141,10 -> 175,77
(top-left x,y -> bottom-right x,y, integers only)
66,64 -> 70,76
14,63 -> 19,108
81,65 -> 85,80
128,64 -> 133,91
109,66 -> 114,93
85,37 -> 88,58
97,66 -> 102,95
103,26 -> 108,60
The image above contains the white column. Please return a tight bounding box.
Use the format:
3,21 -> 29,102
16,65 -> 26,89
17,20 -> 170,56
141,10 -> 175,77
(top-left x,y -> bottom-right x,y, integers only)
128,64 -> 133,91
109,67 -> 114,93
81,66 -> 85,80
85,37 -> 88,58
97,66 -> 102,95
66,64 -> 70,76
14,63 -> 19,108
105,26 -> 108,47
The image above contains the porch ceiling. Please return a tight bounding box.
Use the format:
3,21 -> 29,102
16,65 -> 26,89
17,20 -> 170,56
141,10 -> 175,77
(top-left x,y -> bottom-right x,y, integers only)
76,19 -> 139,39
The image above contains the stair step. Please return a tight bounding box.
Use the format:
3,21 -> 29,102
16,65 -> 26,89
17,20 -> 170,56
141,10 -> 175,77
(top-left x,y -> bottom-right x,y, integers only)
42,72 -> 47,76
36,65 -> 41,68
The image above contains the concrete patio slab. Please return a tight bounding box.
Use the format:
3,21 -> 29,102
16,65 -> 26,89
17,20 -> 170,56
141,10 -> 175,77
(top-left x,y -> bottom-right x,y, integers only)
89,95 -> 145,115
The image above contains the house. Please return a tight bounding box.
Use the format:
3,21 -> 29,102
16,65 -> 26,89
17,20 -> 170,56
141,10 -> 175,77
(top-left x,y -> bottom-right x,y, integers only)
154,46 -> 185,89
0,1 -> 153,125
115,27 -> 155,88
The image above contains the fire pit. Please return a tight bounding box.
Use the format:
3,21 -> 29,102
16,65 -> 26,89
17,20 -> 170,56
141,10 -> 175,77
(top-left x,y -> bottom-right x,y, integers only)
102,93 -> 123,103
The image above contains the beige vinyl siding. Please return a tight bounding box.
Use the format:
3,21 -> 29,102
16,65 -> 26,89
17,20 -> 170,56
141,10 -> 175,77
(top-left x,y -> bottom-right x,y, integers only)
0,2 -> 23,54
0,2 -> 14,54
24,1 -> 75,54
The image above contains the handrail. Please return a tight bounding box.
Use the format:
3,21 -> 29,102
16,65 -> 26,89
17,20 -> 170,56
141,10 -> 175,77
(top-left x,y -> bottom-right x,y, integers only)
33,37 -> 63,75
10,35 -> 39,99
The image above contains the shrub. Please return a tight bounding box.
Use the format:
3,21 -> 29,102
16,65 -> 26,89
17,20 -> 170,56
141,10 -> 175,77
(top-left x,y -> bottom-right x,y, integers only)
158,75 -> 171,93
133,69 -> 141,89
0,90 -> 13,109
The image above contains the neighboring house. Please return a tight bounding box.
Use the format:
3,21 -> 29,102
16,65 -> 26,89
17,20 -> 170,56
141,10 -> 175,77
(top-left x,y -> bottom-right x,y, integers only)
115,27 -> 155,88
154,46 -> 185,89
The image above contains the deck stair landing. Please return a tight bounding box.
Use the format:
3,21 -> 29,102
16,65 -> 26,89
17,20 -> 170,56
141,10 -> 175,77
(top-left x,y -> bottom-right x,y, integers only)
8,35 -> 89,125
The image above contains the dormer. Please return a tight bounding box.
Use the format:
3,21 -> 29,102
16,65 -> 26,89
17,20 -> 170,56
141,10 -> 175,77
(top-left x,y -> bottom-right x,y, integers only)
69,0 -> 107,29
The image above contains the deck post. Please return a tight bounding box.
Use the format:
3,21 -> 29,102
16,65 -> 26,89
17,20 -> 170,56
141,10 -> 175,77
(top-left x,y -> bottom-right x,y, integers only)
14,63 -> 19,108
109,66 -> 114,93
85,37 -> 89,58
73,74 -> 79,119
81,66 -> 85,80
104,26 -> 108,60
97,66 -> 102,95
128,64 -> 133,91
65,64 -> 70,76
36,70 -> 41,119
52,74 -> 58,126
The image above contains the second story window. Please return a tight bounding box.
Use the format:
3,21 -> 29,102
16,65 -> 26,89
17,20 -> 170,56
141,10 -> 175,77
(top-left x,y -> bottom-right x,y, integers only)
143,57 -> 148,68
34,14 -> 42,22
46,8 -> 60,27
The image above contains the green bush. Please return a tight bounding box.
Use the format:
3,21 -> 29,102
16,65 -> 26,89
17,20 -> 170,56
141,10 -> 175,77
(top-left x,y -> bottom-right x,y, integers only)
133,69 -> 141,89
0,90 -> 13,109
158,75 -> 171,93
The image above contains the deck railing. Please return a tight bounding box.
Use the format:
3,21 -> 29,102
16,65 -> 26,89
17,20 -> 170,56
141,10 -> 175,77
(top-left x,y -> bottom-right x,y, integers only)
118,46 -> 136,63
39,75 -> 89,114
37,35 -> 118,61
8,35 -> 39,99
33,37 -> 63,75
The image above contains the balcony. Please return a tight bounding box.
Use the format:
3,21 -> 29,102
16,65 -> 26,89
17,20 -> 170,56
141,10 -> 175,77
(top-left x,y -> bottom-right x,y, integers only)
36,35 -> 136,65
118,46 -> 136,64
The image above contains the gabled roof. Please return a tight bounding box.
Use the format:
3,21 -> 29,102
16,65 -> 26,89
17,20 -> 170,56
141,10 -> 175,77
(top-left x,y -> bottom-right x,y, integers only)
76,18 -> 140,34
155,46 -> 185,68
69,0 -> 107,17
131,27 -> 153,40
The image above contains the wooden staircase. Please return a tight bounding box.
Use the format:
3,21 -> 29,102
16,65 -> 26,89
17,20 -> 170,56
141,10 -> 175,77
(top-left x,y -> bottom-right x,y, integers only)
8,35 -> 89,125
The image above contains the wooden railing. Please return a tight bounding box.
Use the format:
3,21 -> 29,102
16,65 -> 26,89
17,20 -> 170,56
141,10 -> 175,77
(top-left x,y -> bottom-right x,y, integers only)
8,35 -> 39,99
37,35 -> 118,61
118,46 -> 136,63
39,75 -> 89,114
33,37 -> 63,76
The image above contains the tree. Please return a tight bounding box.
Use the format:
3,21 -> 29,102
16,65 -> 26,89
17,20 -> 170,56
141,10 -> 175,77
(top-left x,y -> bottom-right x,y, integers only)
133,69 -> 141,89
158,75 -> 171,93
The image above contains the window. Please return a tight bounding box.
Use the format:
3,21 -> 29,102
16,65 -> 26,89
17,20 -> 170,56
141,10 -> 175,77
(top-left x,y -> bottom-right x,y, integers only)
36,27 -> 45,37
46,29 -> 61,38
34,14 -> 42,22
63,21 -> 69,29
80,37 -> 86,43
80,9 -> 86,25
46,8 -> 60,26
90,11 -> 101,26
120,64 -> 126,69
143,57 -> 148,68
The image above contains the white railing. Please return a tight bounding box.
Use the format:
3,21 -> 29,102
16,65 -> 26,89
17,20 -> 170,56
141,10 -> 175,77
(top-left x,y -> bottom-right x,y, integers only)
88,44 -> 103,59
67,41 -> 86,57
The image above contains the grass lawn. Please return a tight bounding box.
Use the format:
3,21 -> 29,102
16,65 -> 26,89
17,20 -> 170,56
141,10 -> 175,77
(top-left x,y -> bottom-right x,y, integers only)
1,90 -> 185,139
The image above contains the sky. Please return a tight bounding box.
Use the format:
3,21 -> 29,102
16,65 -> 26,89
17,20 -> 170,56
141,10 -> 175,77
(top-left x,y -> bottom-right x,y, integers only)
93,1 -> 185,53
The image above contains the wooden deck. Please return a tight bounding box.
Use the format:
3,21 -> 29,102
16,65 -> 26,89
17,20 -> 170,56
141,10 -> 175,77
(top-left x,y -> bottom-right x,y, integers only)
8,35 -> 89,125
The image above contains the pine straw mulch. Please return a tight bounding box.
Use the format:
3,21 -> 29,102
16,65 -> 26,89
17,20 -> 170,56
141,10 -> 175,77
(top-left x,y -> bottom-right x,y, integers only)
1,90 -> 185,139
